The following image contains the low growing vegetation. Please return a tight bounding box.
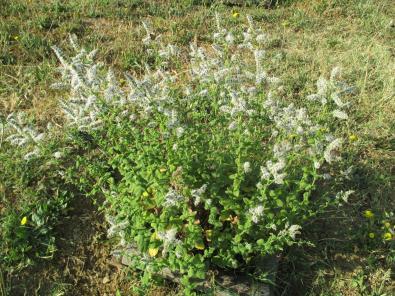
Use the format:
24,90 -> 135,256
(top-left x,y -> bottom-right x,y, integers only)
0,0 -> 394,295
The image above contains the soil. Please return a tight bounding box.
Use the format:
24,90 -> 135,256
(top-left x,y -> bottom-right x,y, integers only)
8,197 -> 134,296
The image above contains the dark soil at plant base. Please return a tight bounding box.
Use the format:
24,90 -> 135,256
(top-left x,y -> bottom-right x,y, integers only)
8,197 -> 134,296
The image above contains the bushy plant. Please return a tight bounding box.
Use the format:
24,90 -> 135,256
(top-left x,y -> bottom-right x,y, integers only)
2,15 -> 357,293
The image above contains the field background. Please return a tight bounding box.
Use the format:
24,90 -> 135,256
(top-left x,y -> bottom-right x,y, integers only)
0,0 -> 394,295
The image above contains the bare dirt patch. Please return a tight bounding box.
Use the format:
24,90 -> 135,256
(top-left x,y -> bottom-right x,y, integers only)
9,197 -> 132,296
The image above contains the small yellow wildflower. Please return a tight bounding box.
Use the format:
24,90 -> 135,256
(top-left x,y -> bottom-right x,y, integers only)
363,210 -> 374,219
195,242 -> 205,250
368,232 -> 375,239
232,11 -> 239,18
20,216 -> 28,225
349,134 -> 358,142
148,247 -> 159,257
159,168 -> 167,173
383,232 -> 392,241
383,221 -> 391,229
142,191 -> 149,197
14,35 -> 19,40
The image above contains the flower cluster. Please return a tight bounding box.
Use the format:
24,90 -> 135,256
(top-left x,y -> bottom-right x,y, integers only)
307,66 -> 355,120
3,113 -> 46,160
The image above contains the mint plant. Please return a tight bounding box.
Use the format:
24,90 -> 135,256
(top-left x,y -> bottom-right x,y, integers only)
1,15 -> 356,293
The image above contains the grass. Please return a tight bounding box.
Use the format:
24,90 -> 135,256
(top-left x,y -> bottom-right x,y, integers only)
0,0 -> 394,295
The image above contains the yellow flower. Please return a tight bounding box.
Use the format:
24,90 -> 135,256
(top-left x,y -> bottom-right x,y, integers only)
363,210 -> 374,219
142,191 -> 149,197
20,216 -> 28,225
148,247 -> 159,257
383,232 -> 392,241
349,134 -> 358,142
159,168 -> 167,173
383,221 -> 391,229
368,232 -> 375,239
232,12 -> 239,18
195,242 -> 205,250
14,35 -> 19,40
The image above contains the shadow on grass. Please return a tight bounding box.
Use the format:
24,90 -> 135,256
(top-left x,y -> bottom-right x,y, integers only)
276,147 -> 395,295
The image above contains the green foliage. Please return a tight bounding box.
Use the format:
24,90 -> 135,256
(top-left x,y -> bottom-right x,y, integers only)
0,130 -> 75,270
44,16 -> 358,292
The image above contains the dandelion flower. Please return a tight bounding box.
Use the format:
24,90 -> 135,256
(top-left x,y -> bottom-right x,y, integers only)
383,232 -> 392,241
232,11 -> 239,18
148,248 -> 159,257
20,216 -> 28,225
368,232 -> 375,239
363,210 -> 374,219
195,242 -> 205,250
349,134 -> 358,142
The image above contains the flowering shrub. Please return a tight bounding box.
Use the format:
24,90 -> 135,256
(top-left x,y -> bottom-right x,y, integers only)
2,15 -> 356,293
